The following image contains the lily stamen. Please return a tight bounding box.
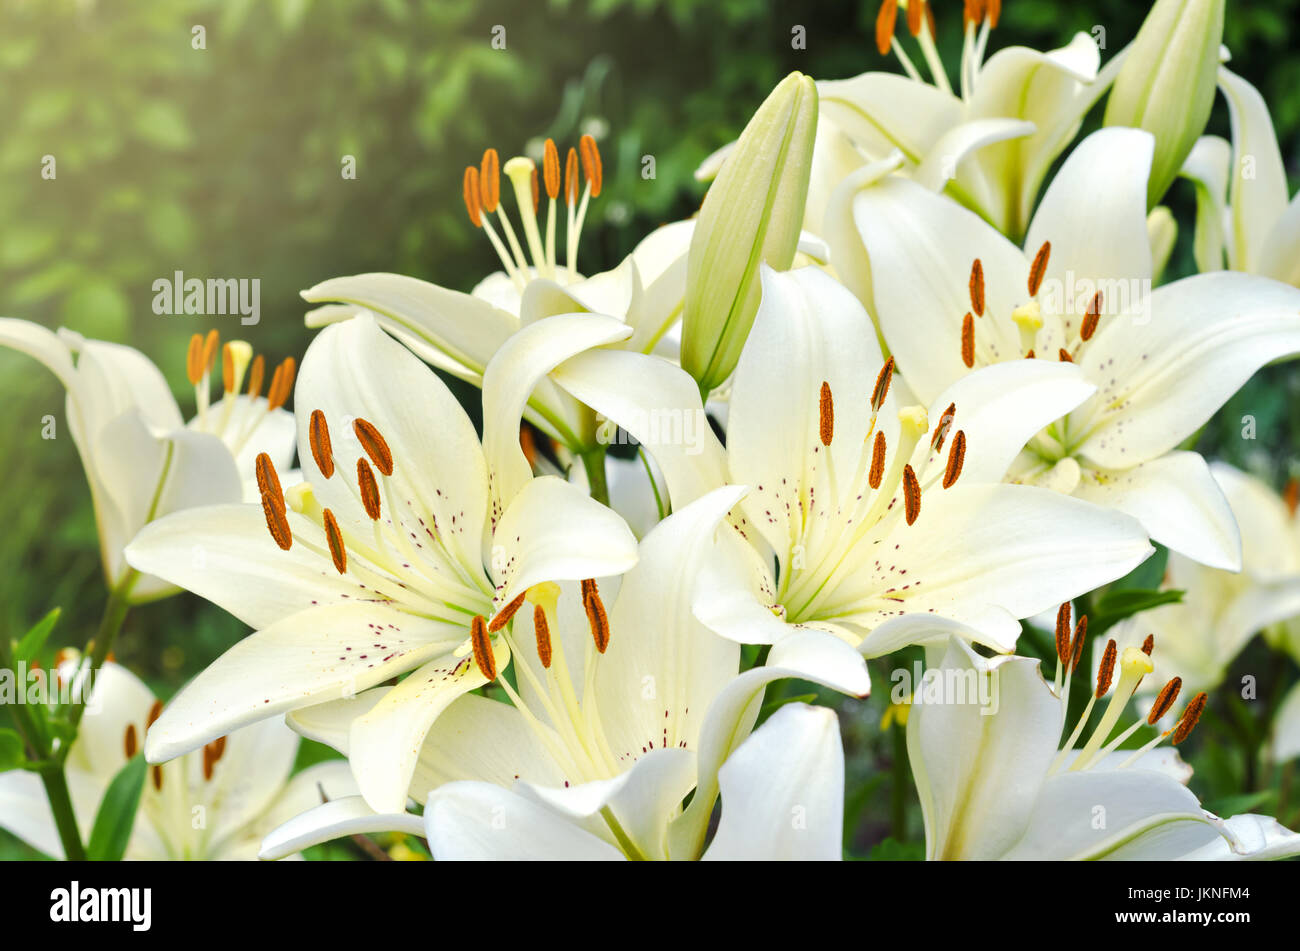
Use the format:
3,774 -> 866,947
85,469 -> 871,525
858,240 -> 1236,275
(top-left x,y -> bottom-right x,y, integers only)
533,603 -> 553,669
582,578 -> 611,653
942,430 -> 966,488
309,409 -> 335,479
968,258 -> 985,317
322,508 -> 347,574
470,615 -> 496,681
488,590 -> 528,633
1028,240 -> 1051,297
356,458 -> 382,521
961,312 -> 976,368
902,464 -> 921,525
353,418 -> 394,477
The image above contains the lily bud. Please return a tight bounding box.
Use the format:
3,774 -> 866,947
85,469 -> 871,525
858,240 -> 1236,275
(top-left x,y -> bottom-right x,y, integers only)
1103,0 -> 1224,207
682,72 -> 818,395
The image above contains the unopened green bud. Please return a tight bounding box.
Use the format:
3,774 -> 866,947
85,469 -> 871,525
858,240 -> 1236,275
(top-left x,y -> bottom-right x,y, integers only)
1104,0 -> 1224,207
682,72 -> 818,395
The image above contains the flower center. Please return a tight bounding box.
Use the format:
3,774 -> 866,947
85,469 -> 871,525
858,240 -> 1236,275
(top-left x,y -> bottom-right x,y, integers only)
1046,603 -> 1206,775
767,366 -> 970,627
462,135 -> 603,293
469,580 -> 643,788
256,413 -> 495,630
126,701 -> 234,859
958,243 -> 1111,475
184,330 -> 295,456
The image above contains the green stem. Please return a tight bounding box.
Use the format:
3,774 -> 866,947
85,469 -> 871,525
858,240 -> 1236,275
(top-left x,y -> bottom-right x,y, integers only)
580,447 -> 610,506
891,721 -> 908,840
38,766 -> 86,861
65,570 -> 138,738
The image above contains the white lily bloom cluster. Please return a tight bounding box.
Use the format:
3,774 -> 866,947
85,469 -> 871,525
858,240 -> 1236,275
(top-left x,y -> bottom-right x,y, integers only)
5,0 -> 1300,864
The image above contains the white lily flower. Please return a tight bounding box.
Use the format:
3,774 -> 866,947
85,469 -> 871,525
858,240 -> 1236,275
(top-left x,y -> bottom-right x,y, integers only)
124,314 -> 638,812
849,126 -> 1300,569
807,1 -> 1119,242
909,634 -> 1300,860
0,659 -> 352,860
1181,67 -> 1300,285
259,488 -> 863,859
0,319 -> 297,601
544,264 -> 1151,689
299,136 -> 693,468
1106,462 -> 1300,698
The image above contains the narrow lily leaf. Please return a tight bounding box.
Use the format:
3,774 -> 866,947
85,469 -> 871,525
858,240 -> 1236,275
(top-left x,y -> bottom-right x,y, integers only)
86,754 -> 147,861
1090,589 -> 1185,635
15,608 -> 60,663
1103,0 -> 1225,205
0,728 -> 24,771
1203,791 -> 1275,818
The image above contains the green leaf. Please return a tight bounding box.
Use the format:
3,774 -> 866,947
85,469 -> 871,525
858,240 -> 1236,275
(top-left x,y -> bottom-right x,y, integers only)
867,837 -> 924,861
86,754 -> 147,861
0,729 -> 25,771
15,608 -> 60,663
1202,790 -> 1275,818
1090,589 -> 1184,636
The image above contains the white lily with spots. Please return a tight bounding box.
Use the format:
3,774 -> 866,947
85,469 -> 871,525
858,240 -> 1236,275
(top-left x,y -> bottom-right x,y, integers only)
909,634 -> 1300,860
848,126 -> 1300,571
806,1 -> 1117,246
527,264 -> 1151,689
1182,67 -> 1300,286
0,659 -> 353,860
0,319 -> 296,602
258,488 -> 861,860
299,137 -> 693,473
124,314 -> 638,813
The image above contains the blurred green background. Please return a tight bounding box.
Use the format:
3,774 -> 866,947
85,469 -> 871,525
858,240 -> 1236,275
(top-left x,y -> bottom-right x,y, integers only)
1,0 -> 1297,858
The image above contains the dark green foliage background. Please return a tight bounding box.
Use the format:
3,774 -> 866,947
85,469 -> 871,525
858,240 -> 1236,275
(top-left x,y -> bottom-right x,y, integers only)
0,0 -> 1296,859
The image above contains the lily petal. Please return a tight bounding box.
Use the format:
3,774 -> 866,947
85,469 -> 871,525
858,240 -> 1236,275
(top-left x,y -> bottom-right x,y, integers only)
1075,272 -> 1300,466
1219,67 -> 1289,274
144,602 -> 463,763
1075,452 -> 1240,570
907,639 -> 1061,860
702,703 -> 844,860
481,313 -> 632,510
347,641 -> 508,814
300,272 -> 519,381
424,781 -> 624,860
258,795 -> 426,861
1025,127 -> 1154,307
